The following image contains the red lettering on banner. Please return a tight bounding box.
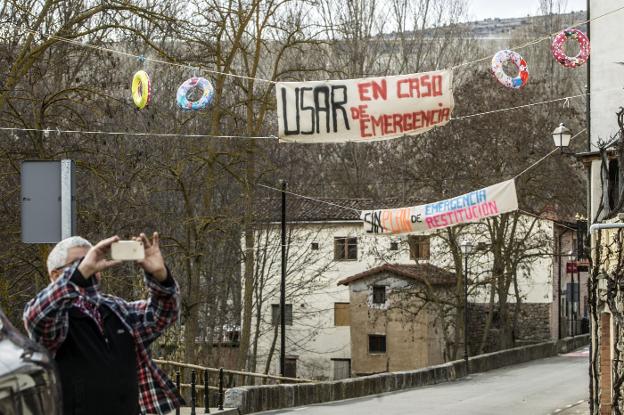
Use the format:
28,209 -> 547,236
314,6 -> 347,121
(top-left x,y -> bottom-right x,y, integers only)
357,107 -> 452,138
358,80 -> 387,101
396,74 -> 444,99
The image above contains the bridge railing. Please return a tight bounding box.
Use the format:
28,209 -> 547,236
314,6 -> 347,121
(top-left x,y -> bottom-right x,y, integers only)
153,359 -> 313,413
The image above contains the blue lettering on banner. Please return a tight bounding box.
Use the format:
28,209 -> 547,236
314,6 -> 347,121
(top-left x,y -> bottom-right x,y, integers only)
425,189 -> 488,215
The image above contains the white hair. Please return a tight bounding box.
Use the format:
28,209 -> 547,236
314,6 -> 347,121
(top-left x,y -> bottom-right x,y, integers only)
47,236 -> 92,275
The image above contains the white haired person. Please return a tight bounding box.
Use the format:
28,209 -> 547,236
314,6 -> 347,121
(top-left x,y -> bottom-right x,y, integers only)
23,233 -> 183,415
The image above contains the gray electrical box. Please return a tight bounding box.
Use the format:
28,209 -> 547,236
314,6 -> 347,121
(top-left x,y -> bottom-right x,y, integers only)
21,160 -> 76,243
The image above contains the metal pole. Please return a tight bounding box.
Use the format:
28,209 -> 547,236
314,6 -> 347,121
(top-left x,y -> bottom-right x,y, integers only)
204,369 -> 210,414
60,159 -> 74,239
218,368 -> 224,410
175,371 -> 181,415
191,370 -> 197,415
557,229 -> 570,340
574,261 -> 579,338
280,179 -> 287,377
464,253 -> 469,372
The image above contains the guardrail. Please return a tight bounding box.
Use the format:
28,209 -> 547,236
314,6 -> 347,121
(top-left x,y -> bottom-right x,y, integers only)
154,359 -> 313,414
222,335 -> 590,414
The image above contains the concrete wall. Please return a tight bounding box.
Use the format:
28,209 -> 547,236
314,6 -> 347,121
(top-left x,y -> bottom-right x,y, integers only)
225,335 -> 589,414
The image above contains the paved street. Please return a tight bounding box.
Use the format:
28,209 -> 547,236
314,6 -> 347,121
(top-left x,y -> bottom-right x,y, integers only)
257,348 -> 589,415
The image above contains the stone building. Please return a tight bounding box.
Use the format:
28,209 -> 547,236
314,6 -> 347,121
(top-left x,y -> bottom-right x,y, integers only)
337,264 -> 455,375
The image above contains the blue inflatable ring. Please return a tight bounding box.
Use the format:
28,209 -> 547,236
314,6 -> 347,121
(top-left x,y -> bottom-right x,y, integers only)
176,77 -> 214,110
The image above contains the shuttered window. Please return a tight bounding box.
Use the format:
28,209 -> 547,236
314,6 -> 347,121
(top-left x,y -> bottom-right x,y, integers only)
409,235 -> 431,260
334,302 -> 350,326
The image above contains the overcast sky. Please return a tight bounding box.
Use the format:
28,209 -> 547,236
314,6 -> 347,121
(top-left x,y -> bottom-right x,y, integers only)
465,0 -> 587,21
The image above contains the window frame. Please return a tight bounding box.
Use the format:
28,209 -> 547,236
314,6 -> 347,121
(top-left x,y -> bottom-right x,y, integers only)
409,235 -> 431,260
334,237 -> 358,261
368,334 -> 387,354
271,304 -> 293,326
334,302 -> 350,326
372,286 -> 386,305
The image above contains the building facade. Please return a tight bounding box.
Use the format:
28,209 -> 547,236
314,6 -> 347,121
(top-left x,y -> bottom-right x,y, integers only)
337,263 -> 455,375
248,198 -> 563,380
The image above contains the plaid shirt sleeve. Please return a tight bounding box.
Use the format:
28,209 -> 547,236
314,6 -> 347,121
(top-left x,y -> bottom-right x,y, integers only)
22,261 -> 83,354
126,267 -> 180,348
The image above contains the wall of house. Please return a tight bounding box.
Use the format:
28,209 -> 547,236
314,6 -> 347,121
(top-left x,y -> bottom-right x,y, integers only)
590,0 -> 624,151
250,215 -> 557,380
347,274 -> 447,375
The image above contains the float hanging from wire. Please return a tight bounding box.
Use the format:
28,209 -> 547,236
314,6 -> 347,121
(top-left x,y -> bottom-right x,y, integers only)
551,28 -> 590,68
176,76 -> 214,111
491,50 -> 529,89
131,70 -> 151,110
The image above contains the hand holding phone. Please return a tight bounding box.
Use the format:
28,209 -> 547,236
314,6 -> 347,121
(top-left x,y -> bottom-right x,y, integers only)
110,240 -> 145,261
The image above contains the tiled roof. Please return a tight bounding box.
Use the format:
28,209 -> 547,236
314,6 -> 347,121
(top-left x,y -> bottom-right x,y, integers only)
337,263 -> 456,286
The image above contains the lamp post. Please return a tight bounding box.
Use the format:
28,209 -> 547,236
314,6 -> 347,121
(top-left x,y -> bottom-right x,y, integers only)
460,240 -> 475,372
552,123 -> 572,153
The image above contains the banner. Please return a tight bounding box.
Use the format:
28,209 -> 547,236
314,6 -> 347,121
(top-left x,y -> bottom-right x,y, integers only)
277,69 -> 454,143
361,179 -> 518,234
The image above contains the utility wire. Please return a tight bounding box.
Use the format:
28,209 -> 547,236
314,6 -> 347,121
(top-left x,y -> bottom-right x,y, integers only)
0,126 -> 276,140
257,183 -> 361,214
1,86 -> 618,140
451,4 -> 624,70
4,3 -> 623,86
512,129 -> 586,180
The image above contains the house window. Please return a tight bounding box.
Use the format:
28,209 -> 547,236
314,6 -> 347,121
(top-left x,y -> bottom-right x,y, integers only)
372,286 -> 386,304
332,358 -> 351,380
389,241 -> 399,251
334,237 -> 357,260
271,304 -> 293,325
409,235 -> 430,260
311,242 -> 319,250
368,335 -> 386,353
284,357 -> 297,378
334,302 -> 350,326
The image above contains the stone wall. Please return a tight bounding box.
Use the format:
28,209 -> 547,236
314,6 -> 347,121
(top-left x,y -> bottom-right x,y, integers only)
224,335 -> 589,414
467,302 -> 552,353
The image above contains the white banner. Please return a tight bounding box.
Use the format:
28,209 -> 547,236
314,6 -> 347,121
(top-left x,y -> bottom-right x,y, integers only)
277,69 -> 454,143
361,180 -> 518,234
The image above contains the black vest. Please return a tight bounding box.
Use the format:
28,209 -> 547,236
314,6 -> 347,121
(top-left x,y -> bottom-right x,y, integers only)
55,303 -> 139,415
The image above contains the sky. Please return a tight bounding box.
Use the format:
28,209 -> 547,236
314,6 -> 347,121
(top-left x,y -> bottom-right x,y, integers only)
465,0 -> 587,21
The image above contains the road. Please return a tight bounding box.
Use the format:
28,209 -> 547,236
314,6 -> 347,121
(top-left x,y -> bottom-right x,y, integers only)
256,348 -> 589,415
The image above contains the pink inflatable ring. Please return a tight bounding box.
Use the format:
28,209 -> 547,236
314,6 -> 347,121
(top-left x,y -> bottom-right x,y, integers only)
551,28 -> 590,68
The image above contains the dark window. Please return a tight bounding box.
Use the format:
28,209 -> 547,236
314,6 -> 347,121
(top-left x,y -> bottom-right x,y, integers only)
368,335 -> 386,353
334,237 -> 357,260
311,242 -> 319,250
608,159 -> 619,211
389,241 -> 399,251
409,235 -> 430,260
271,304 -> 293,325
372,286 -> 386,304
284,357 -> 297,378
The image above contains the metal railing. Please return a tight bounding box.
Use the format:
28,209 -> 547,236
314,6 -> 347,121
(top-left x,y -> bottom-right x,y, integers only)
154,359 -> 313,414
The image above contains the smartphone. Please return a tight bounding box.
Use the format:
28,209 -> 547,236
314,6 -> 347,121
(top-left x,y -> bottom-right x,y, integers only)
111,240 -> 145,261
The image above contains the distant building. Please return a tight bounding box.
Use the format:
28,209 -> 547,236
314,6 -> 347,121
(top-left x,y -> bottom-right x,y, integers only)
248,197 -> 562,380
337,263 -> 455,375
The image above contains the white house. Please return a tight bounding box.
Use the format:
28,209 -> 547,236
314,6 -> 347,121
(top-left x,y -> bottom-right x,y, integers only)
248,197 -> 564,381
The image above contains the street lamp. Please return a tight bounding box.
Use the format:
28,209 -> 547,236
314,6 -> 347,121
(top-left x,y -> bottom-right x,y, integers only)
460,240 -> 475,372
552,123 -> 572,152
